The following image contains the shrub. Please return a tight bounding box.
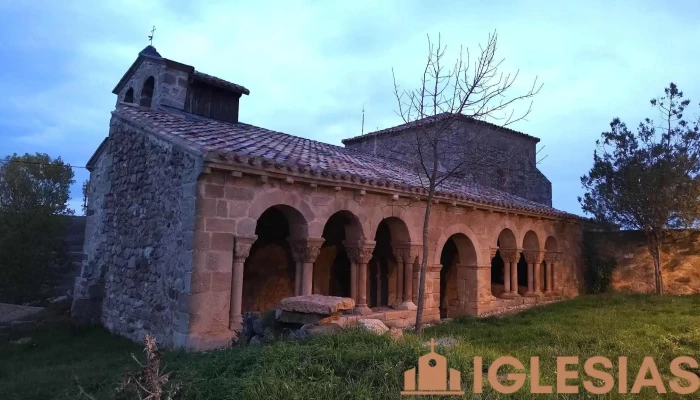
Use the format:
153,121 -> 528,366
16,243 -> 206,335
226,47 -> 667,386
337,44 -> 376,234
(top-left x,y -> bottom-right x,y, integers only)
582,232 -> 617,293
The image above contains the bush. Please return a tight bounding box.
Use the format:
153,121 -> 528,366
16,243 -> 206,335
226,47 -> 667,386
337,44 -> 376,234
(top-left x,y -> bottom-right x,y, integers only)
582,232 -> 617,293
0,153 -> 75,303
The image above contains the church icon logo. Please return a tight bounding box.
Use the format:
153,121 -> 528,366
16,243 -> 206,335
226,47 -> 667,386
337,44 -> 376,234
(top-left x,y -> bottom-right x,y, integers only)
401,338 -> 464,396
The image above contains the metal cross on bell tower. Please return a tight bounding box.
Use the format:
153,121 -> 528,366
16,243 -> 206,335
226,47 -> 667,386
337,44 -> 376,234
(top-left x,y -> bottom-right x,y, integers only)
148,25 -> 156,45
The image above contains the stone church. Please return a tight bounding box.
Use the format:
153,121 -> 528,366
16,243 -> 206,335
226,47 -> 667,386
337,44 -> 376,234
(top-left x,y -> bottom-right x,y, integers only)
72,45 -> 585,350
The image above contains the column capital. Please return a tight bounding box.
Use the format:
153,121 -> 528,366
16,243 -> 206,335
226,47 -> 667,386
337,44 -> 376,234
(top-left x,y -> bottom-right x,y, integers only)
289,237 -> 325,263
523,250 -> 545,264
489,247 -> 499,259
392,242 -> 412,263
233,235 -> 257,262
498,248 -> 520,263
408,243 -> 424,262
544,251 -> 562,263
343,240 -> 376,264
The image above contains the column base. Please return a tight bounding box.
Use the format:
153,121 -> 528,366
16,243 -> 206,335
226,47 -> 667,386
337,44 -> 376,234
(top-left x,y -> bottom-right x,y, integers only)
523,291 -> 537,297
353,305 -> 373,315
395,301 -> 417,310
500,292 -> 518,299
229,316 -> 242,332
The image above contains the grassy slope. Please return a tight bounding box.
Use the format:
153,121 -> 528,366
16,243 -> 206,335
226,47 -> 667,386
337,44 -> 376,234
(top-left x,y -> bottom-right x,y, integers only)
1,294 -> 699,400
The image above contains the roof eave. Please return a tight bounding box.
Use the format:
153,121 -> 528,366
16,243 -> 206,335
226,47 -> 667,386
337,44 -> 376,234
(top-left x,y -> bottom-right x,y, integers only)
85,138 -> 109,172
200,157 -> 581,223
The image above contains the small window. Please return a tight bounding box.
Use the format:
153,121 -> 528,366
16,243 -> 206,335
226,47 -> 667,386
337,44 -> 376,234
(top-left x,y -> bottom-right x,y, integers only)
140,76 -> 155,107
123,88 -> 134,103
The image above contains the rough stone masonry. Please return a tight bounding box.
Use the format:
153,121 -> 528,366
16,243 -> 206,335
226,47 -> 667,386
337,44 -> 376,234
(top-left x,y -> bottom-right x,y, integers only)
73,45 -> 585,351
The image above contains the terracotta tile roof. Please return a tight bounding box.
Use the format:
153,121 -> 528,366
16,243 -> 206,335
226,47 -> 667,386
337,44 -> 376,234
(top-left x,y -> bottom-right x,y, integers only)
113,103 -> 579,220
342,112 -> 540,145
192,71 -> 250,95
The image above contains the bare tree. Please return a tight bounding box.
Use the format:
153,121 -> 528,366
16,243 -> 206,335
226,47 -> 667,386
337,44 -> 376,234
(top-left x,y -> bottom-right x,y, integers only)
390,32 -> 542,333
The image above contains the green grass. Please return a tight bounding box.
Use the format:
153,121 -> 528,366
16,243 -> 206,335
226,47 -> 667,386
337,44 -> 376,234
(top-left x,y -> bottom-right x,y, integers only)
2,294 -> 700,399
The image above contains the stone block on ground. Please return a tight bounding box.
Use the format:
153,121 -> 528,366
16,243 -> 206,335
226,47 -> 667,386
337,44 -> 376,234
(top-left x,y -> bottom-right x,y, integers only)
357,319 -> 389,335
10,320 -> 37,334
249,336 -> 262,346
278,295 -> 354,315
11,337 -> 32,345
301,322 -> 344,336
275,309 -> 340,325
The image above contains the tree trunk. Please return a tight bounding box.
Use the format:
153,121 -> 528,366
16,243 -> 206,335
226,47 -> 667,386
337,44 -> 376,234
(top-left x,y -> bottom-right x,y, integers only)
646,232 -> 664,295
653,245 -> 663,295
414,189 -> 435,334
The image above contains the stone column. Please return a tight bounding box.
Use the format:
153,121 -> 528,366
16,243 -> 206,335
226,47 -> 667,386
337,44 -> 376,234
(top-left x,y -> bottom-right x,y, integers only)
498,249 -> 520,298
544,251 -> 561,294
303,238 -> 324,296
391,247 -> 405,308
523,250 -> 544,297
290,238 -> 324,296
345,240 -> 375,315
350,259 -> 358,302
289,240 -> 304,296
394,247 -> 417,310
229,235 -> 256,331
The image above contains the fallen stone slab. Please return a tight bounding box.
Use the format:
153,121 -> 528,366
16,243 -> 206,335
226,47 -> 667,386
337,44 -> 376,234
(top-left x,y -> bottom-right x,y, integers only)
11,337 -> 32,345
10,320 -> 37,334
275,309 -> 340,325
358,319 -> 389,335
278,295 -> 355,315
0,303 -> 45,327
302,322 -> 344,336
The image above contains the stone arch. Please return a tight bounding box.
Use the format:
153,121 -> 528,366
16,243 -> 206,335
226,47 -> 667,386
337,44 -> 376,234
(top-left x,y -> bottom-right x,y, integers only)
491,228 -> 517,294
380,216 -> 411,243
323,210 -> 364,242
321,199 -> 371,240
496,228 -> 517,249
545,236 -> 558,252
243,205 -> 306,314
246,190 -> 315,236
433,224 -> 484,266
439,232 -> 478,318
124,87 -> 134,103
315,210 -> 364,298
522,230 -> 540,251
379,206 -> 421,244
543,236 -> 558,292
368,216 -> 411,307
140,76 -> 155,107
490,219 -> 521,250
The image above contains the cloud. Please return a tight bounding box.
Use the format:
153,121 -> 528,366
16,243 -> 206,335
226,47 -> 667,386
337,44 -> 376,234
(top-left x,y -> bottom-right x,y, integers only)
1,0 -> 700,215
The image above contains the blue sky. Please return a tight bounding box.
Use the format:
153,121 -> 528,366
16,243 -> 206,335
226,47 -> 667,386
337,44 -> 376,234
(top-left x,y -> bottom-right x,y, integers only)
1,0 -> 699,215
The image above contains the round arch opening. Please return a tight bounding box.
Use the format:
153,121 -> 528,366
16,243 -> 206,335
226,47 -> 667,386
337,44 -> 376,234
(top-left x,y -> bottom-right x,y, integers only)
242,205 -> 308,315
439,233 -> 476,318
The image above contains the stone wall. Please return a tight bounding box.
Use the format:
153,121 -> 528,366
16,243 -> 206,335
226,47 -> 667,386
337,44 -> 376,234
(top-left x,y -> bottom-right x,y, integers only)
117,59 -> 189,110
587,230 -> 700,294
72,116 -> 203,348
189,169 -> 584,347
343,120 -> 552,206
53,216 -> 86,298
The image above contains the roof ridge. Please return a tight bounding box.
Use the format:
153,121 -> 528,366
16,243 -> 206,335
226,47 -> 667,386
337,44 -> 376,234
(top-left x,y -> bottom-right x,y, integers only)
341,112 -> 540,144
112,103 -> 581,220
